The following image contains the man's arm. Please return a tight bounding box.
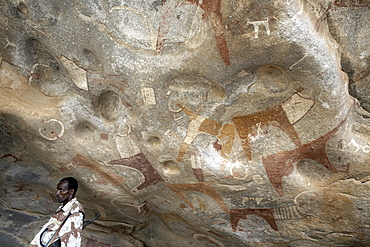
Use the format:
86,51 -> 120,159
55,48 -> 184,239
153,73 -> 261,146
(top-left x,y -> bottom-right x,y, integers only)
59,207 -> 84,247
28,218 -> 57,247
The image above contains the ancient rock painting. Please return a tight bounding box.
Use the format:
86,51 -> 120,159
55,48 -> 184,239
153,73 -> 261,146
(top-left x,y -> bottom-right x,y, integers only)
60,154 -> 125,186
294,189 -> 355,223
314,4 -> 331,32
348,139 -> 370,153
157,0 -> 230,65
280,93 -> 315,125
177,93 -> 313,162
166,182 -> 228,212
111,199 -> 149,216
192,168 -> 204,182
247,18 -> 270,38
176,104 -> 223,162
232,104 -> 301,161
236,199 -> 307,231
190,155 -> 209,182
262,120 -> 345,196
141,87 -> 157,106
216,124 -> 236,161
0,153 -> 22,162
229,208 -> 278,231
38,119 -> 64,141
272,205 -> 304,220
109,153 -> 164,193
110,198 -> 149,221
114,122 -> 143,160
59,56 -> 88,91
242,196 -> 263,205
176,119 -> 231,177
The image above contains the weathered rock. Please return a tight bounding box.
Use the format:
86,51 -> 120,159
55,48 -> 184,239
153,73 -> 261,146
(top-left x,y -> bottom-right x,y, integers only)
0,0 -> 370,246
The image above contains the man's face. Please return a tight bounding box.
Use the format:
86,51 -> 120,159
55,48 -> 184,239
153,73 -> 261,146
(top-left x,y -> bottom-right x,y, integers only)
55,181 -> 74,204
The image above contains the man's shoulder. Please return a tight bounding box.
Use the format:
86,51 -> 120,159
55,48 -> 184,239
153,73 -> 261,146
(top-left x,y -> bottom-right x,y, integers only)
71,198 -> 84,212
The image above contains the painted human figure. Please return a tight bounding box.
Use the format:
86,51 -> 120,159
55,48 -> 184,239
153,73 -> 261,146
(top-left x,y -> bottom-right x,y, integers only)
29,177 -> 85,247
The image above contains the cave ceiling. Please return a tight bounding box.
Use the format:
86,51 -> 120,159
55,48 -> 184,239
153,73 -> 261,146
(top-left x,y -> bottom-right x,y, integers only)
1,0 -> 370,246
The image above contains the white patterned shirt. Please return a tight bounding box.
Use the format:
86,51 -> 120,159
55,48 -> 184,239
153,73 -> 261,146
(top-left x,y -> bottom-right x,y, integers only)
29,198 -> 84,247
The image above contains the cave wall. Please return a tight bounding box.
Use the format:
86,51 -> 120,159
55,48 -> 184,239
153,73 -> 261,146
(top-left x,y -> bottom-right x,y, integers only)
1,0 -> 370,246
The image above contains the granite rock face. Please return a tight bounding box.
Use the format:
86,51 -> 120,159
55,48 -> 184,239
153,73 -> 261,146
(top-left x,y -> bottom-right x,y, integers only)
0,0 -> 370,246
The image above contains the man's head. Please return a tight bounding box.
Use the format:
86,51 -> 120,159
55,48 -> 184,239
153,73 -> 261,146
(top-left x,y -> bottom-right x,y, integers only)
56,177 -> 78,205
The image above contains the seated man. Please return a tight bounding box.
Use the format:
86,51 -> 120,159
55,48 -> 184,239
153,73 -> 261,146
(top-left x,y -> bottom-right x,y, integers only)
29,177 -> 85,247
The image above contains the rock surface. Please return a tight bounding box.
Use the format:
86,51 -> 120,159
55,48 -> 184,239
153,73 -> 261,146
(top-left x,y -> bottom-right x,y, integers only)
0,0 -> 370,246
